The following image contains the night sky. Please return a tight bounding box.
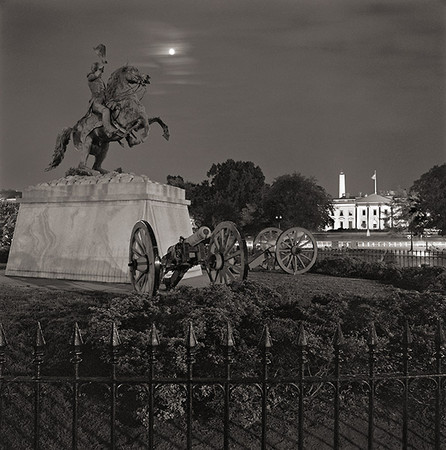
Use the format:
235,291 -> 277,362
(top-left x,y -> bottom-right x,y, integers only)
1,0 -> 444,197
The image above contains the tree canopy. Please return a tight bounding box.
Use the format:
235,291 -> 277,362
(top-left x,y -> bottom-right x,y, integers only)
263,173 -> 333,231
168,163 -> 333,233
409,164 -> 446,234
169,159 -> 266,231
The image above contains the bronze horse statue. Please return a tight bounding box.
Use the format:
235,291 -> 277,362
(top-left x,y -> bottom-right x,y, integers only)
46,65 -> 169,173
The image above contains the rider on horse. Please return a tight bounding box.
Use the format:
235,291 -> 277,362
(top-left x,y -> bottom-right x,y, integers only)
87,45 -> 114,138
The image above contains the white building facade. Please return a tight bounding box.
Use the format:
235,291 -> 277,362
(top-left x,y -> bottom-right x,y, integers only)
331,194 -> 394,230
329,172 -> 397,231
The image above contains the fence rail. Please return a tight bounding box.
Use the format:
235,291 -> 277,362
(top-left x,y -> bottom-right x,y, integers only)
0,320 -> 445,449
318,248 -> 446,268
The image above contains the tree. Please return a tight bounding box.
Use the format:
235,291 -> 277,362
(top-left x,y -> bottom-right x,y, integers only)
408,164 -> 446,235
206,160 -> 266,230
263,173 -> 333,231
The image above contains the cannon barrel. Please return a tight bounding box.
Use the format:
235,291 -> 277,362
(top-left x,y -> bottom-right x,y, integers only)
184,226 -> 211,247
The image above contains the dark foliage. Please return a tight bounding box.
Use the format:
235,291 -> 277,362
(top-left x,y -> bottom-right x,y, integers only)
312,255 -> 446,292
263,173 -> 333,231
409,164 -> 446,235
0,200 -> 19,257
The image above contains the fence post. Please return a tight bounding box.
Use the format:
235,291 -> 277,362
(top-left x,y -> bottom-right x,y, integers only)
223,322 -> 235,450
333,323 -> 345,450
261,325 -> 272,450
71,323 -> 83,450
434,318 -> 444,450
367,322 -> 377,450
185,321 -> 197,450
33,322 -> 46,450
402,320 -> 412,450
0,324 -> 7,443
110,323 -> 121,450
297,322 -> 307,450
148,323 -> 160,450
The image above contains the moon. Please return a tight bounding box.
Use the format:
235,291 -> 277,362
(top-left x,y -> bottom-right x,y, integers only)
168,48 -> 176,55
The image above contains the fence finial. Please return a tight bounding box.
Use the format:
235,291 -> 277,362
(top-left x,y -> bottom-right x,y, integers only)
367,321 -> 378,346
333,323 -> 345,347
0,323 -> 7,348
111,322 -> 121,348
297,322 -> 307,347
186,321 -> 198,349
261,324 -> 272,349
71,322 -> 84,347
435,318 -> 445,347
35,322 -> 46,348
224,322 -> 235,348
149,323 -> 160,347
402,320 -> 413,346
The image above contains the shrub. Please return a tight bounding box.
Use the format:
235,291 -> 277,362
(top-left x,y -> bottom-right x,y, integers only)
0,201 -> 19,261
88,279 -> 446,429
312,255 -> 446,292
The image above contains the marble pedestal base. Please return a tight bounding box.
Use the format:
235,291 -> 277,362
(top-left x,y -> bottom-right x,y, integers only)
6,173 -> 199,283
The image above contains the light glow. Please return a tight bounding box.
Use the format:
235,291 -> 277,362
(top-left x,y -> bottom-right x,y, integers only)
168,48 -> 176,55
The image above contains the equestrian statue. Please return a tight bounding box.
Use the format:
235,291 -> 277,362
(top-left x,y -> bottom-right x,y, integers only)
46,44 -> 169,174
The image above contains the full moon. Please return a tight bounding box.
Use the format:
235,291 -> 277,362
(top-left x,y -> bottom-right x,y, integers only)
168,48 -> 176,55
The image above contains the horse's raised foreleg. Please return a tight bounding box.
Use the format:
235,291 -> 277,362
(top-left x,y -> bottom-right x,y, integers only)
149,117 -> 170,141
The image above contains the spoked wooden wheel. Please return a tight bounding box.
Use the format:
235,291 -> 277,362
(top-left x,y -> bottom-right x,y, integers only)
206,221 -> 248,284
275,227 -> 318,275
253,227 -> 282,270
128,220 -> 161,295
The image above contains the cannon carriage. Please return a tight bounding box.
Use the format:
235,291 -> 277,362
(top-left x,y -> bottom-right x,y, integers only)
129,220 -> 248,295
248,226 -> 318,275
128,220 -> 318,295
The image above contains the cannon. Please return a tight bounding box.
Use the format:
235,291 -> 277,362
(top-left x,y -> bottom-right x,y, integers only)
248,227 -> 318,274
129,220 -> 248,295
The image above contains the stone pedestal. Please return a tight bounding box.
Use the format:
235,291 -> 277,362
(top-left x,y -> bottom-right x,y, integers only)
6,173 -> 199,283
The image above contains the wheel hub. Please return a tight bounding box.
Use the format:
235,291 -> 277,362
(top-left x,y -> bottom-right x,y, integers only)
129,256 -> 149,273
208,253 -> 224,270
291,245 -> 302,256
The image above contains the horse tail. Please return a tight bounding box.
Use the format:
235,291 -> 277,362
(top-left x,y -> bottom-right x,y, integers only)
45,127 -> 73,171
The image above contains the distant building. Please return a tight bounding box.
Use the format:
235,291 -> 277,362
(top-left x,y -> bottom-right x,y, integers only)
328,173 -> 401,231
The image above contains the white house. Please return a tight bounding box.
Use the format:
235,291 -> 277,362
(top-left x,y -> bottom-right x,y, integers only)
329,172 -> 396,231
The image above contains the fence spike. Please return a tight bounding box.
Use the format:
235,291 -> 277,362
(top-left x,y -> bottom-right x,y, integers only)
110,322 -> 121,348
35,322 -> 46,348
186,321 -> 198,349
224,322 -> 235,347
435,318 -> 445,347
71,322 -> 84,347
261,324 -> 273,349
297,322 -> 307,347
333,323 -> 345,347
367,321 -> 378,346
402,320 -> 413,346
149,323 -> 160,347
0,323 -> 7,348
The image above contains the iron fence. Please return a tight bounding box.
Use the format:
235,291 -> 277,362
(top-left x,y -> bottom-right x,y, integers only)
318,248 -> 446,268
0,320 -> 445,449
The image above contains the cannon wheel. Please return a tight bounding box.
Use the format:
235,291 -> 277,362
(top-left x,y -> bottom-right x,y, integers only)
275,227 -> 317,275
253,227 -> 282,270
128,220 -> 161,295
206,221 -> 248,284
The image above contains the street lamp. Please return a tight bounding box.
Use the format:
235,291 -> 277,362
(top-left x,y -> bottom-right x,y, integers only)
275,215 -> 282,229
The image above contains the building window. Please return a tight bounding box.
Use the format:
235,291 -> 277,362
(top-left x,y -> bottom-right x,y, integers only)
362,210 -> 366,216
361,221 -> 366,228
373,209 -> 377,215
339,211 -> 344,217
348,211 -> 353,216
